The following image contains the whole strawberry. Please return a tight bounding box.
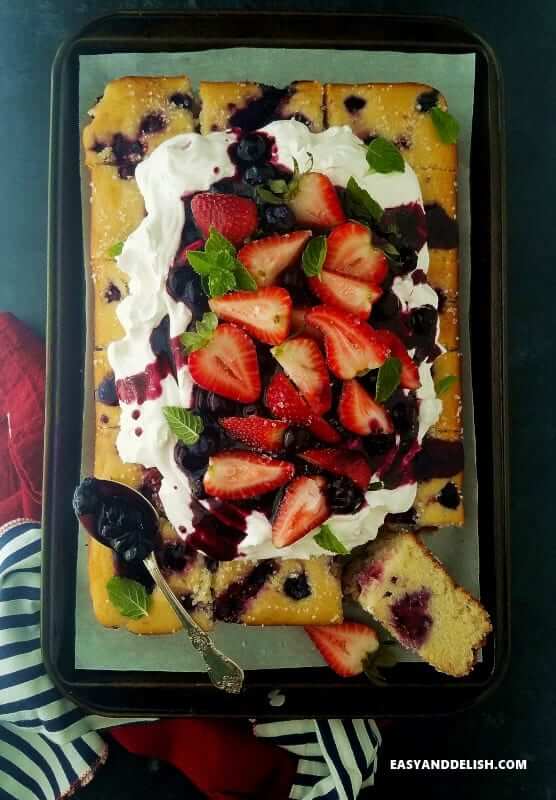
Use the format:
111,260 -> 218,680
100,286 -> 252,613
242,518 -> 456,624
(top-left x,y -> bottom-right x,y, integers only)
191,192 -> 258,246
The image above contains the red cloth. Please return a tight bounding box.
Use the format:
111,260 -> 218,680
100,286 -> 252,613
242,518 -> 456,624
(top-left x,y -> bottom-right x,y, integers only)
0,312 -> 297,799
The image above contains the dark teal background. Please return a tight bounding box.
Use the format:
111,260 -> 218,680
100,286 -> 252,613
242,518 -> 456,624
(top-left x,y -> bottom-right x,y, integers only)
4,1 -> 553,797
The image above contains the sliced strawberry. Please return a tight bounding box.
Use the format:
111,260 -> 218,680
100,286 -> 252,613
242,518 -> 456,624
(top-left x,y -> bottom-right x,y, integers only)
308,416 -> 343,444
290,307 -> 324,342
375,330 -> 421,390
338,380 -> 393,435
264,371 -> 313,425
271,337 -> 331,415
272,475 -> 329,548
220,416 -> 288,453
188,324 -> 261,403
288,173 -> 346,229
300,448 -> 372,491
306,306 -> 390,380
190,192 -> 258,246
174,239 -> 204,266
305,622 -> 380,677
238,230 -> 311,288
308,271 -> 382,319
324,221 -> 388,284
204,451 -> 295,499
209,287 -> 292,345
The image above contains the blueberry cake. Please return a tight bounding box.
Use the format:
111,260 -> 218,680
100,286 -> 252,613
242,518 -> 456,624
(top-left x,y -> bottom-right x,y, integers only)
83,75 -> 477,658
344,531 -> 492,676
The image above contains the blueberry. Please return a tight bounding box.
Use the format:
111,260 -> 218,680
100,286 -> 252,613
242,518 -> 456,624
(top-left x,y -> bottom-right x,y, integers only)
193,387 -> 238,417
167,266 -> 209,319
263,204 -> 294,233
370,292 -> 401,324
209,177 -> 256,199
327,476 -> 365,514
409,305 -> 437,338
236,134 -> 268,163
72,477 -> 100,517
175,425 -> 221,472
437,481 -> 460,509
103,282 -> 121,303
283,572 -> 311,600
161,541 -> 190,572
112,133 -> 143,165
169,92 -> 193,110
283,427 -> 313,454
358,369 -> 379,397
96,497 -> 154,562
243,164 -> 275,185
387,392 -> 418,437
416,89 -> 439,113
140,112 -> 166,135
363,433 -> 396,458
344,94 -> 366,113
242,403 -> 265,417
97,374 -> 118,406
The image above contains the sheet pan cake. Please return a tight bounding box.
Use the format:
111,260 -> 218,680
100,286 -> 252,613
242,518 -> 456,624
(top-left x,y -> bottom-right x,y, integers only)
81,75 -> 488,676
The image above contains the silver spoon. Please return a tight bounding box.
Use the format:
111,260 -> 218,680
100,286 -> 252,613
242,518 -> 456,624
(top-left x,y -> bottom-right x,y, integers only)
74,478 -> 244,694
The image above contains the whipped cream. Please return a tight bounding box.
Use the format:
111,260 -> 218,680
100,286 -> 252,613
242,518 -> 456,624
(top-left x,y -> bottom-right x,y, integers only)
109,120 -> 443,560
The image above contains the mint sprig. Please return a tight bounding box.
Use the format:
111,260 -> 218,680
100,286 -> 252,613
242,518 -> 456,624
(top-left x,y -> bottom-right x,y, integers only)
302,235 -> 327,278
106,576 -> 150,620
345,177 -> 384,224
430,107 -> 460,144
314,524 -> 349,555
163,407 -> 204,445
366,137 -> 405,174
363,640 -> 399,683
256,156 -> 310,205
187,228 -> 256,297
108,241 -> 124,258
375,357 -> 402,404
435,374 -> 457,396
180,311 -> 218,353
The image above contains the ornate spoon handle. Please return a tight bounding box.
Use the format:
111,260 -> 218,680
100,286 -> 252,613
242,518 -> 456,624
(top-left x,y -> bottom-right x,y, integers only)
143,552 -> 244,694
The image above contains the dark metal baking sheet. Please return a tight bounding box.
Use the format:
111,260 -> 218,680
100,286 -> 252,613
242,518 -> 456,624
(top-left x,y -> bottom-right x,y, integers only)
43,10 -> 509,718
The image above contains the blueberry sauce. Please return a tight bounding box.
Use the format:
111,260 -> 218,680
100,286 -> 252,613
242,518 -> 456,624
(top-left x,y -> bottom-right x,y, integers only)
140,467 -> 164,515
160,540 -> 191,573
416,89 -> 440,112
116,356 -> 173,405
411,268 -> 427,285
382,203 -> 428,253
96,373 -> 118,406
390,589 -> 433,648
283,572 -> 311,600
437,481 -> 461,509
425,204 -> 459,249
140,112 -> 166,135
104,282 -> 121,303
187,512 -> 245,562
413,437 -> 464,481
214,560 -> 278,622
228,85 -> 290,130
344,95 -> 366,113
169,92 -> 193,110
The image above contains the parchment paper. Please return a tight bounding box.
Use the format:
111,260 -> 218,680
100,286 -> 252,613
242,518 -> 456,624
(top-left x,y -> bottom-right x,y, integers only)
76,48 -> 476,671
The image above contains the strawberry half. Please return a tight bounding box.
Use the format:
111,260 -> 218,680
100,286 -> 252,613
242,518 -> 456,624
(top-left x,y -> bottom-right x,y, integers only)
306,306 -> 390,380
338,380 -> 393,435
209,287 -> 292,345
307,271 -> 382,319
272,475 -> 329,548
300,448 -> 372,491
288,173 -> 346,229
308,416 -> 343,444
204,451 -> 295,500
220,416 -> 289,453
264,371 -> 313,425
238,230 -> 311,287
271,337 -> 331,415
376,330 -> 421,390
305,622 -> 380,677
324,221 -> 388,284
188,323 -> 261,403
190,192 -> 258,247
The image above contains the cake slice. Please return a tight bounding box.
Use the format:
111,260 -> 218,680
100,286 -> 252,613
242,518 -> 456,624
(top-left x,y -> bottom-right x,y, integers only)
344,531 -> 491,676
89,166 -> 146,261
91,260 -> 128,348
212,557 -> 342,625
83,76 -> 195,174
199,80 -> 324,133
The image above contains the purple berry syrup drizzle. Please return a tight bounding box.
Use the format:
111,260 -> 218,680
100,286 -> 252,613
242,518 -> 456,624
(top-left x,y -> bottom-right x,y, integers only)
390,588 -> 433,649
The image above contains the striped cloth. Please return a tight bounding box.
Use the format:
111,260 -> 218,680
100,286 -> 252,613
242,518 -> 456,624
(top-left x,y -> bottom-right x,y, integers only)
0,521 -> 380,800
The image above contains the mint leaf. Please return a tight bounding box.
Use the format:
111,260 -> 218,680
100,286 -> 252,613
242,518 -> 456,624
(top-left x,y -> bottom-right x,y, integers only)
234,263 -> 258,291
269,179 -> 289,195
205,227 -> 236,256
314,524 -> 349,555
187,250 -> 218,276
375,357 -> 402,403
302,235 -> 327,278
256,186 -> 285,205
367,480 -> 385,492
345,177 -> 384,224
106,576 -> 150,619
181,311 -> 218,352
363,640 -> 399,683
430,107 -> 459,144
208,269 -> 236,297
163,406 -> 204,445
108,241 -> 124,258
435,374 -> 457,396
366,137 -> 405,174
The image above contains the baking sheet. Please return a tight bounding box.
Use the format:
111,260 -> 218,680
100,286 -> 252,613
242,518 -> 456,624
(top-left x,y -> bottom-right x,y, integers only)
76,48 -> 477,672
